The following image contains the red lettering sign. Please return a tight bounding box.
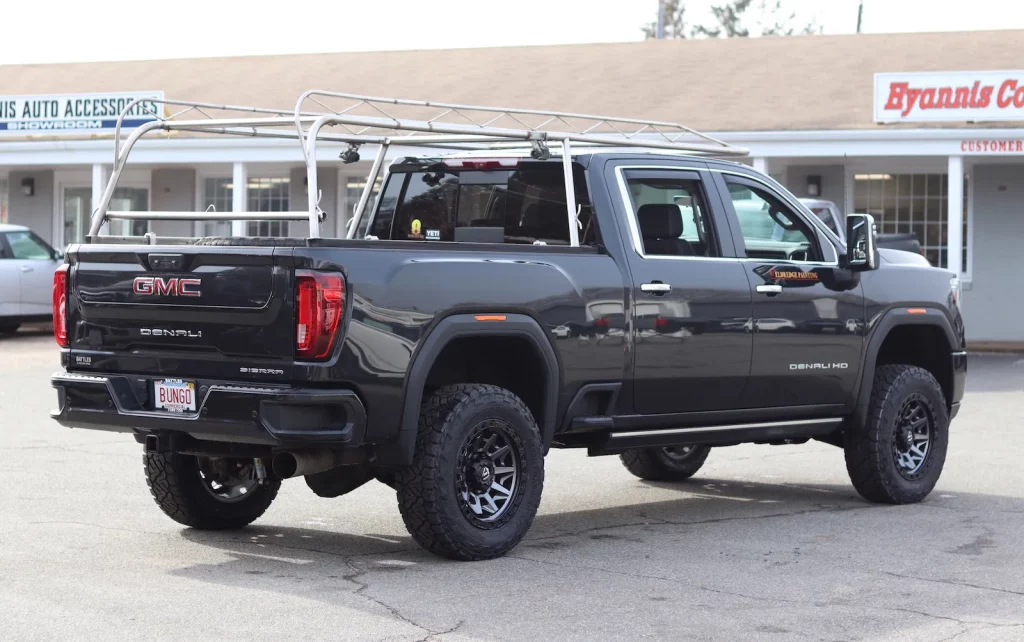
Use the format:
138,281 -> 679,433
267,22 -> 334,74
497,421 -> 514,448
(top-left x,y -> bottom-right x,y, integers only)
960,139 -> 1024,153
877,72 -> 1024,123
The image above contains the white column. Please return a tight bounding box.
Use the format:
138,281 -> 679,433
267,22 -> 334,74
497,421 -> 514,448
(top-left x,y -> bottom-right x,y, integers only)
752,157 -> 768,175
231,162 -> 247,237
91,163 -> 109,236
947,155 -> 964,275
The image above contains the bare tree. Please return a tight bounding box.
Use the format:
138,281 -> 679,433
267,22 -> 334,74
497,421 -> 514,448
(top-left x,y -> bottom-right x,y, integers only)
643,0 -> 820,39
642,0 -> 691,39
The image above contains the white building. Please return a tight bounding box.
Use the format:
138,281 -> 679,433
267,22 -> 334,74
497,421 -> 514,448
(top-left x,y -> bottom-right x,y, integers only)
1,30 -> 1022,346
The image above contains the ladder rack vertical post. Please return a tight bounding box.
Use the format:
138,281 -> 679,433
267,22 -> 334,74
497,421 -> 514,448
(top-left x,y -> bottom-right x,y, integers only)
562,139 -> 580,247
347,143 -> 389,239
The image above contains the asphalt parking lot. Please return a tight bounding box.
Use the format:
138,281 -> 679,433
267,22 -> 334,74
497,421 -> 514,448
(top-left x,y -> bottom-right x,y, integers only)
2,328 -> 1023,642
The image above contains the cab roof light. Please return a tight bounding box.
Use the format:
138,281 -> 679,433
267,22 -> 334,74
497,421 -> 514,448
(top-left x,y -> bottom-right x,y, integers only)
442,158 -> 521,170
906,308 -> 928,315
474,314 -> 507,322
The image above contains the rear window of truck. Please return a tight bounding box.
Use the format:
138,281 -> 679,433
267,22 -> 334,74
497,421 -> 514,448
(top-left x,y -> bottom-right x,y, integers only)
366,160 -> 597,246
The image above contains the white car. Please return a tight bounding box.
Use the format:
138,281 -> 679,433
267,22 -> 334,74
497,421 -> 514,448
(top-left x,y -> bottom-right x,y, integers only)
0,223 -> 64,334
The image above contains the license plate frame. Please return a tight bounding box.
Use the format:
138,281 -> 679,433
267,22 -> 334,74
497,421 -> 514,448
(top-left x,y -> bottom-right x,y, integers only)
153,379 -> 197,413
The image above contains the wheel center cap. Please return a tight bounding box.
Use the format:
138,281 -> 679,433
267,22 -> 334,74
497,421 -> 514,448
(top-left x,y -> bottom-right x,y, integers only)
468,460 -> 495,493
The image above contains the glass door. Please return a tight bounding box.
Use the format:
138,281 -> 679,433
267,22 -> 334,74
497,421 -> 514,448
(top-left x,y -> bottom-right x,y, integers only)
62,186 -> 150,245
63,187 -> 92,246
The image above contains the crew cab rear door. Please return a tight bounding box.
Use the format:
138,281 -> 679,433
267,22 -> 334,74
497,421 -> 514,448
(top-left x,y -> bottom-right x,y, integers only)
611,163 -> 753,414
712,171 -> 865,408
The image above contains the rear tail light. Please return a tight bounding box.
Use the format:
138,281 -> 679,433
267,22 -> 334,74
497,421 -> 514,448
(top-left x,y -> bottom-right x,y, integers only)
655,317 -> 670,329
53,264 -> 69,347
295,270 -> 345,360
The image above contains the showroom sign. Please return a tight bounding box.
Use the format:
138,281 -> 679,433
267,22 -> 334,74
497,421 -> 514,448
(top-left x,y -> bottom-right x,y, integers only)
0,91 -> 163,135
875,71 -> 1024,123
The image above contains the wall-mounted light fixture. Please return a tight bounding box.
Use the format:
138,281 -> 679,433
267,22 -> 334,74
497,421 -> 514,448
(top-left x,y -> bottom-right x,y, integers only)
806,174 -> 821,197
21,177 -> 35,197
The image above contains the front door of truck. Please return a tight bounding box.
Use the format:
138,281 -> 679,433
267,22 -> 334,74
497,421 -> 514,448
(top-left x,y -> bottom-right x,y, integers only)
715,173 -> 865,409
615,166 -> 753,414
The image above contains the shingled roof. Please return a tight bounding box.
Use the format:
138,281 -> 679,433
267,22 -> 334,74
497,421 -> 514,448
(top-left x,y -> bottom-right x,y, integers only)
1,29 -> 1022,133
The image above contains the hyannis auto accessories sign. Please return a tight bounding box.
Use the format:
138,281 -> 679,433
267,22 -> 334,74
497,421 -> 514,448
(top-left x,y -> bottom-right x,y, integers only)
875,71 -> 1024,123
0,91 -> 163,134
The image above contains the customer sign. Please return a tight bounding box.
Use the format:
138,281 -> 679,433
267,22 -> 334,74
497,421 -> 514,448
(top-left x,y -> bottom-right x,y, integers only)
875,71 -> 1024,123
0,91 -> 163,135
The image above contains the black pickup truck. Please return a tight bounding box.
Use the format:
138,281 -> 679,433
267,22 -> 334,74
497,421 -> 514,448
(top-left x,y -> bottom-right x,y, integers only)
51,152 -> 967,561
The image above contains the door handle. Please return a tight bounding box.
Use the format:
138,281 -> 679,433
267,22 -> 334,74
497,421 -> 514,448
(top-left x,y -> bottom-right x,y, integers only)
20,266 -> 34,273
641,282 -> 672,294
756,284 -> 783,295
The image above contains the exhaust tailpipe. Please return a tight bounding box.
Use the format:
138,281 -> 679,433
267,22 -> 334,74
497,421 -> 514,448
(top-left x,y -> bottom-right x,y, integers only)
272,450 -> 338,479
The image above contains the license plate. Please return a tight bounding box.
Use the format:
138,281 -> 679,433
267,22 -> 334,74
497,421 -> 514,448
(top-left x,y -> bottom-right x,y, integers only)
154,379 -> 197,413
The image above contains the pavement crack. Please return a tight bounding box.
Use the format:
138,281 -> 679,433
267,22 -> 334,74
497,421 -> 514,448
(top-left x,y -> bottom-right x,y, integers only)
880,571 -> 1024,598
343,559 -> 450,638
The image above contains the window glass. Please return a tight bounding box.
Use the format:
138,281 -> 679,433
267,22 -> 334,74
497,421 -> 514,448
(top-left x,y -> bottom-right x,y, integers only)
347,175 -> 383,239
623,172 -> 717,257
853,172 -> 969,272
726,179 -> 819,262
200,177 -> 233,237
373,162 -> 596,245
7,231 -> 54,260
246,177 -> 290,238
108,187 -> 149,237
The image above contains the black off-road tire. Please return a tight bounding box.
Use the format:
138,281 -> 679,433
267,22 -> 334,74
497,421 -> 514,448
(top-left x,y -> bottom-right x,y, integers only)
395,384 -> 545,561
844,365 -> 949,504
620,445 -> 712,482
143,453 -> 280,529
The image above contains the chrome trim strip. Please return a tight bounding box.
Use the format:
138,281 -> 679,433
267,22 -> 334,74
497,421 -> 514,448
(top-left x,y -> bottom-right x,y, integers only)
609,417 -> 842,439
614,164 -> 841,267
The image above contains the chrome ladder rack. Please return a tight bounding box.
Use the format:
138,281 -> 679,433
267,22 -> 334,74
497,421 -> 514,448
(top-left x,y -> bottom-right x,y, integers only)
89,91 -> 749,246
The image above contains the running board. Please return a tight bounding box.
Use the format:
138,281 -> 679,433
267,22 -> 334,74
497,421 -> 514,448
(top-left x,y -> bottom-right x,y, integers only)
588,417 -> 844,455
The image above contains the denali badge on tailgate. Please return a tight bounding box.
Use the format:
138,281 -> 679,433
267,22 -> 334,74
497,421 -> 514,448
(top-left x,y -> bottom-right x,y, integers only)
133,276 -> 201,297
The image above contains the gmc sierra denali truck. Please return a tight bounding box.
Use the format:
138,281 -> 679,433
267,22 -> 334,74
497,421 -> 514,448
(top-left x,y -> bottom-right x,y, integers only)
50,93 -> 966,561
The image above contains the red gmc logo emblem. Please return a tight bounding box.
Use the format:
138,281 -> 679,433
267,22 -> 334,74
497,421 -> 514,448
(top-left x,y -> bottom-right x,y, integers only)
133,276 -> 202,297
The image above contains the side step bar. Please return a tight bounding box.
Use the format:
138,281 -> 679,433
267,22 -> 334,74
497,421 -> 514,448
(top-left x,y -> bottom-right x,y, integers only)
588,417 -> 844,455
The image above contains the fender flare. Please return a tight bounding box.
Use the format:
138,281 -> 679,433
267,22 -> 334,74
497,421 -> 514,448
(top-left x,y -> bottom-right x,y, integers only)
392,313 -> 561,464
853,307 -> 959,423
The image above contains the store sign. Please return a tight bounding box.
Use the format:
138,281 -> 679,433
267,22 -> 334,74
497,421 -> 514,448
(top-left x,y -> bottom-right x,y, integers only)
875,71 -> 1024,123
960,139 -> 1024,153
0,91 -> 163,135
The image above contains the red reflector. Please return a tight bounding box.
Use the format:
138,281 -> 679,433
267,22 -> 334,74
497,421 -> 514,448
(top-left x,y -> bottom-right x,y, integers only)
655,317 -> 670,328
295,271 -> 345,360
53,264 -> 69,347
595,317 -> 608,328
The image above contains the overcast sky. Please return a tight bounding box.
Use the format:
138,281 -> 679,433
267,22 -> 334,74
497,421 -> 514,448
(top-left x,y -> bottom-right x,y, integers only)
3,0 -> 1024,65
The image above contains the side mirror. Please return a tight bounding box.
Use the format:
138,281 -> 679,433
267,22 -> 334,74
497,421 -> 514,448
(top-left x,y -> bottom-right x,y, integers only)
844,213 -> 879,271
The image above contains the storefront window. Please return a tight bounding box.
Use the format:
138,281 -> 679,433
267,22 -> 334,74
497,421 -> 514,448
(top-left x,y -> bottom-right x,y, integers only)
346,175 -> 382,238
246,177 -> 290,237
853,173 -> 969,271
200,177 -> 233,237
199,176 -> 291,237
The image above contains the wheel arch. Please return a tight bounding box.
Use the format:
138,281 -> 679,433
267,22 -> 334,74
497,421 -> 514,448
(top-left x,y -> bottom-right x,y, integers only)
389,313 -> 561,465
855,308 -> 959,423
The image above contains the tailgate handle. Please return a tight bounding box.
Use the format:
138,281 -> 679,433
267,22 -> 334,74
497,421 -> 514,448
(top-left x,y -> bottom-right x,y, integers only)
148,254 -> 185,271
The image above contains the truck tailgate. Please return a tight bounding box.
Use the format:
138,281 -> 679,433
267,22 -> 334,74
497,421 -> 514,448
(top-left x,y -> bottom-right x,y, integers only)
67,245 -> 296,381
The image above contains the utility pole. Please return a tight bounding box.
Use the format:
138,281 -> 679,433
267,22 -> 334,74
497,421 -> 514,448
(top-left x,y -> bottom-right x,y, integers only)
656,0 -> 666,39
856,0 -> 864,34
